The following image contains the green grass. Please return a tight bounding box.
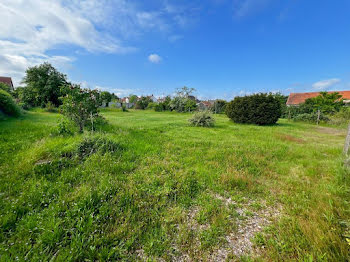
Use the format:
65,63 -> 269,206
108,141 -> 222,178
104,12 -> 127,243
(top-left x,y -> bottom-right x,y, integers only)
0,109 -> 349,261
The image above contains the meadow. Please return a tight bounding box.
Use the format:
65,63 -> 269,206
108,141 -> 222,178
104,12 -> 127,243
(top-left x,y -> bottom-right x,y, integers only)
0,109 -> 349,261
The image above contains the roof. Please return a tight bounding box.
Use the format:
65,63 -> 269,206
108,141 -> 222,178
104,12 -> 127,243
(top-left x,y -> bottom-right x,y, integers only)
0,77 -> 14,88
198,101 -> 214,107
286,91 -> 350,105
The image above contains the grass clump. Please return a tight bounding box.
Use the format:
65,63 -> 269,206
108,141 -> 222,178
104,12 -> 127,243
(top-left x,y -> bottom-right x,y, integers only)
73,135 -> 122,159
189,111 -> 215,127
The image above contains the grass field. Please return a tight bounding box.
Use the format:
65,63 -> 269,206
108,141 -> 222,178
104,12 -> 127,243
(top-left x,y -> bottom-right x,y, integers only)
0,109 -> 349,261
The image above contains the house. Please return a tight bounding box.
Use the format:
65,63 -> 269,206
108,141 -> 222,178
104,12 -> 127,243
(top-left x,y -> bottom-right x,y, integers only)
0,76 -> 14,91
197,100 -> 214,111
121,97 -> 130,103
286,91 -> 350,106
147,95 -> 158,103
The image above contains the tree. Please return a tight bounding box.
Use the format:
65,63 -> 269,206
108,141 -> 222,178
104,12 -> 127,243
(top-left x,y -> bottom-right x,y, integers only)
135,96 -> 152,109
175,86 -> 195,98
60,85 -> 102,132
211,99 -> 227,114
170,87 -> 197,112
0,82 -> 12,94
226,93 -> 281,125
21,62 -> 68,107
100,91 -> 113,107
129,94 -> 138,104
271,93 -> 288,118
304,92 -> 343,114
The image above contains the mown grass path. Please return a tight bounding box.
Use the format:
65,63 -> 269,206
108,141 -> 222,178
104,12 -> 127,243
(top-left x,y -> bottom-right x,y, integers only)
0,109 -> 349,261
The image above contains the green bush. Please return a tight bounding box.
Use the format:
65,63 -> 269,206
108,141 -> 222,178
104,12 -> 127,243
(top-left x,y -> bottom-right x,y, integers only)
0,83 -> 12,94
154,103 -> 165,112
293,113 -> 329,123
211,99 -> 227,114
121,104 -> 128,112
189,111 -> 215,127
0,89 -> 21,117
147,102 -> 157,110
226,93 -> 281,125
45,101 -> 58,113
52,118 -> 76,136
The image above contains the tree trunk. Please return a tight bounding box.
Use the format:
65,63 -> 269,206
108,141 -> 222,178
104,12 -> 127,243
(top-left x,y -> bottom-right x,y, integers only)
316,109 -> 320,125
344,121 -> 350,155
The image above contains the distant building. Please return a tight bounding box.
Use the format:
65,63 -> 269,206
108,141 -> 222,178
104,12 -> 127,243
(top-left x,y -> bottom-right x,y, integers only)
197,101 -> 214,111
286,91 -> 350,106
0,76 -> 14,90
121,97 -> 130,103
147,95 -> 158,103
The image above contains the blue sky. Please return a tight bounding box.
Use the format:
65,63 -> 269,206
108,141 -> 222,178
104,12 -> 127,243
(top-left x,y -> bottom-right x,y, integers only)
1,0 -> 350,100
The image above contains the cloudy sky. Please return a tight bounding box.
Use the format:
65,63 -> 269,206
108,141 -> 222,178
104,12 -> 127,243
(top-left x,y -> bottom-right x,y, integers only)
1,0 -> 350,99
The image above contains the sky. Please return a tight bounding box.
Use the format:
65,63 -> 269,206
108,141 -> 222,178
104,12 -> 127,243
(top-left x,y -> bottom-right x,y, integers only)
1,0 -> 350,100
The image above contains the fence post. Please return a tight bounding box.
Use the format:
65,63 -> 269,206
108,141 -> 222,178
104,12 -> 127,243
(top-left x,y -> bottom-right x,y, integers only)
316,109 -> 320,125
344,121 -> 350,156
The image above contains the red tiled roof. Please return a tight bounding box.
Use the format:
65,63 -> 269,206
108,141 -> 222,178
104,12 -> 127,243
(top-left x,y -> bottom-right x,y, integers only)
0,77 -> 14,88
286,91 -> 350,105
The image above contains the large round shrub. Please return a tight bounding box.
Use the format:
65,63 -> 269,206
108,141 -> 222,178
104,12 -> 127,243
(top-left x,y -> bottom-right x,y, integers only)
0,89 -> 21,117
226,93 -> 281,125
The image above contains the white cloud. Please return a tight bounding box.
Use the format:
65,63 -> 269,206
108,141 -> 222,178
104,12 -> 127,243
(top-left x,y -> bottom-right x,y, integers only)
0,0 -> 193,85
312,78 -> 341,90
148,54 -> 162,63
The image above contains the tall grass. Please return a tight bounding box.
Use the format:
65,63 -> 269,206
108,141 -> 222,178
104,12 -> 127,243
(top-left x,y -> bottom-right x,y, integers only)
0,109 -> 349,261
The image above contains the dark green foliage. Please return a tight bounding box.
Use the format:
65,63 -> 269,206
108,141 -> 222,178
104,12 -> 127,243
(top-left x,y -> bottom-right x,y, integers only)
211,99 -> 227,114
0,89 -> 21,117
121,104 -> 128,112
155,98 -> 172,112
60,84 -> 103,132
135,96 -> 152,110
147,102 -> 157,109
0,83 -> 12,94
189,111 -> 215,127
226,93 -> 281,125
100,91 -> 113,107
21,62 -> 68,107
271,93 -> 288,118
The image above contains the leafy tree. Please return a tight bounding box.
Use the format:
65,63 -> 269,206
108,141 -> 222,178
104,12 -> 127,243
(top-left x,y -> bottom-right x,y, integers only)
21,62 -> 68,107
304,92 -> 343,114
211,99 -> 227,114
60,85 -> 102,132
226,93 -> 281,125
175,86 -> 196,98
155,96 -> 172,111
100,91 -> 113,107
170,87 -> 197,112
129,94 -> 138,104
0,83 -> 12,94
135,96 -> 152,110
271,93 -> 288,118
